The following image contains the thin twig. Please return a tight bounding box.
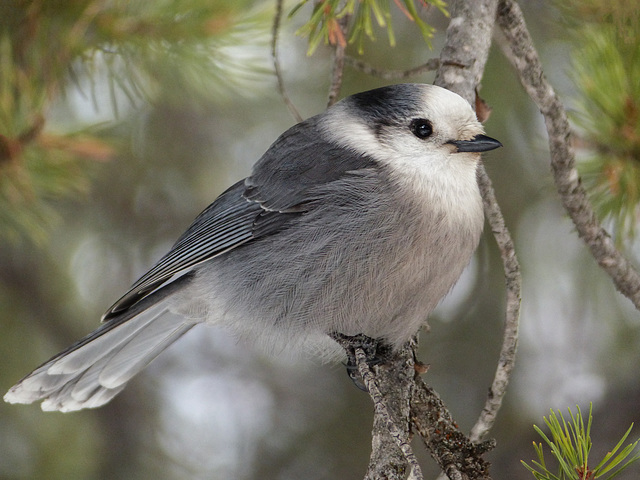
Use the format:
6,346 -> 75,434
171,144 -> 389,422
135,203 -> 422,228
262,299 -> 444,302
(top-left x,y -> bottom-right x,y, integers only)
271,0 -> 303,122
432,0 -> 520,447
470,167 -> 521,442
326,14 -> 350,107
345,57 -> 441,80
354,348 -> 424,480
496,0 -> 640,310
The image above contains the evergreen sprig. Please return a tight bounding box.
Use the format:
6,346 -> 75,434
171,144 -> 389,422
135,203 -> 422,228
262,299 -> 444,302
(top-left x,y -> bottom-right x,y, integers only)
291,0 -> 448,55
0,0 -> 271,244
566,0 -> 640,243
522,404 -> 640,480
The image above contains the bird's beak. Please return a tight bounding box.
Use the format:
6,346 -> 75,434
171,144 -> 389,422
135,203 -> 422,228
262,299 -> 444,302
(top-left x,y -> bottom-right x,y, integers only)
448,134 -> 502,153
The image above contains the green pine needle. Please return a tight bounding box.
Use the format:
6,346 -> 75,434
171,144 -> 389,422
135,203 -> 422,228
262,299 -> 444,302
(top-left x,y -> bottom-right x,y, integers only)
568,3 -> 640,244
0,0 -> 272,244
292,0 -> 448,55
522,404 -> 640,480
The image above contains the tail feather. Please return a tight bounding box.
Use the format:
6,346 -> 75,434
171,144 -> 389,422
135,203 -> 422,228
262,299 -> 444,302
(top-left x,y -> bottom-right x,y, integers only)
42,382 -> 126,412
69,349 -> 125,402
4,304 -> 195,412
98,314 -> 193,389
47,303 -> 167,376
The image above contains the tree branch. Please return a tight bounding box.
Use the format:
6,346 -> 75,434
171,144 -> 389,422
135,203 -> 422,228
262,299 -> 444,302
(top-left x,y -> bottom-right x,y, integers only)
355,344 -> 423,480
411,375 -> 494,480
326,13 -> 350,107
470,170 -> 521,443
496,0 -> 640,310
432,0 -> 521,446
433,0 -> 498,104
345,57 -> 441,80
272,0 -> 303,122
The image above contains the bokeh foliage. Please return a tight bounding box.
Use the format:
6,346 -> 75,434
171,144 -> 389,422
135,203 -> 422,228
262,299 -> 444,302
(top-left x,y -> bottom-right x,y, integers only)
2,1 -> 640,480
292,0 -> 448,54
0,0 -> 268,245
566,0 -> 640,242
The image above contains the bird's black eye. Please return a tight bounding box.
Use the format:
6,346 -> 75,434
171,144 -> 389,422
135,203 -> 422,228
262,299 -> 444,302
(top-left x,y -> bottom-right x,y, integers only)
410,119 -> 433,139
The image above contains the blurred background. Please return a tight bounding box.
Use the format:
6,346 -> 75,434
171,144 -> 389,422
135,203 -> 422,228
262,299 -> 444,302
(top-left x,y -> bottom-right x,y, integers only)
1,0 -> 639,479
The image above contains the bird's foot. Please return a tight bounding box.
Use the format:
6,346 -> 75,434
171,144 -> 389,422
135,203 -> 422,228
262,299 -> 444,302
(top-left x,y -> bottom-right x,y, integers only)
329,332 -> 392,391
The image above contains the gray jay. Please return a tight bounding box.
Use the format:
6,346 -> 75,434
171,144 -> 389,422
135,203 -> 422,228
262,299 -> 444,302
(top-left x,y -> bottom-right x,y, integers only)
4,83 -> 501,412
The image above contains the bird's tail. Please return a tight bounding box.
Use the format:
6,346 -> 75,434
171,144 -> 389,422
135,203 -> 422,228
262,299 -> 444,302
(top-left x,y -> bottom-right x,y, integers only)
4,290 -> 195,412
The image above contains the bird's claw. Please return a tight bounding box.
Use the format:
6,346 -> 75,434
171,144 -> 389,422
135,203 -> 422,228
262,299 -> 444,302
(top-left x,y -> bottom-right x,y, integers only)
329,332 -> 392,391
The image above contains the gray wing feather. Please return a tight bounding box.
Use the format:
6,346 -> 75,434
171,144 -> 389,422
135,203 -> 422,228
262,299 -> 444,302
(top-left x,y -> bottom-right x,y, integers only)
105,121 -> 374,320
245,116 -> 375,212
103,180 -> 265,319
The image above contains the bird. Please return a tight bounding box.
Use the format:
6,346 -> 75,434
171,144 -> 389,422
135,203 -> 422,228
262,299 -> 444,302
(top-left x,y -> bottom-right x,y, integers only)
4,83 -> 501,412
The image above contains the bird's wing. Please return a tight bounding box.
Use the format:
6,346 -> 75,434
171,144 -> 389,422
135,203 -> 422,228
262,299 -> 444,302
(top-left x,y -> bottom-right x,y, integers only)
103,117 -> 376,320
244,115 -> 376,212
102,180 -> 265,319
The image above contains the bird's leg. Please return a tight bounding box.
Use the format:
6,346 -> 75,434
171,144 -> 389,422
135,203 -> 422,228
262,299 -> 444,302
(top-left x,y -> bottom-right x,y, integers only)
329,332 -> 393,391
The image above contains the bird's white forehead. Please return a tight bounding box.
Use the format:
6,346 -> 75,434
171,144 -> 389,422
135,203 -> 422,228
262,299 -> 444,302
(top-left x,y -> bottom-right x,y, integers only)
414,86 -> 484,140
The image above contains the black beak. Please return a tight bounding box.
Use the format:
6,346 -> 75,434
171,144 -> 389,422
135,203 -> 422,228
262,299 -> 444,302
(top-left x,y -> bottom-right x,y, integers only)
448,134 -> 502,153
